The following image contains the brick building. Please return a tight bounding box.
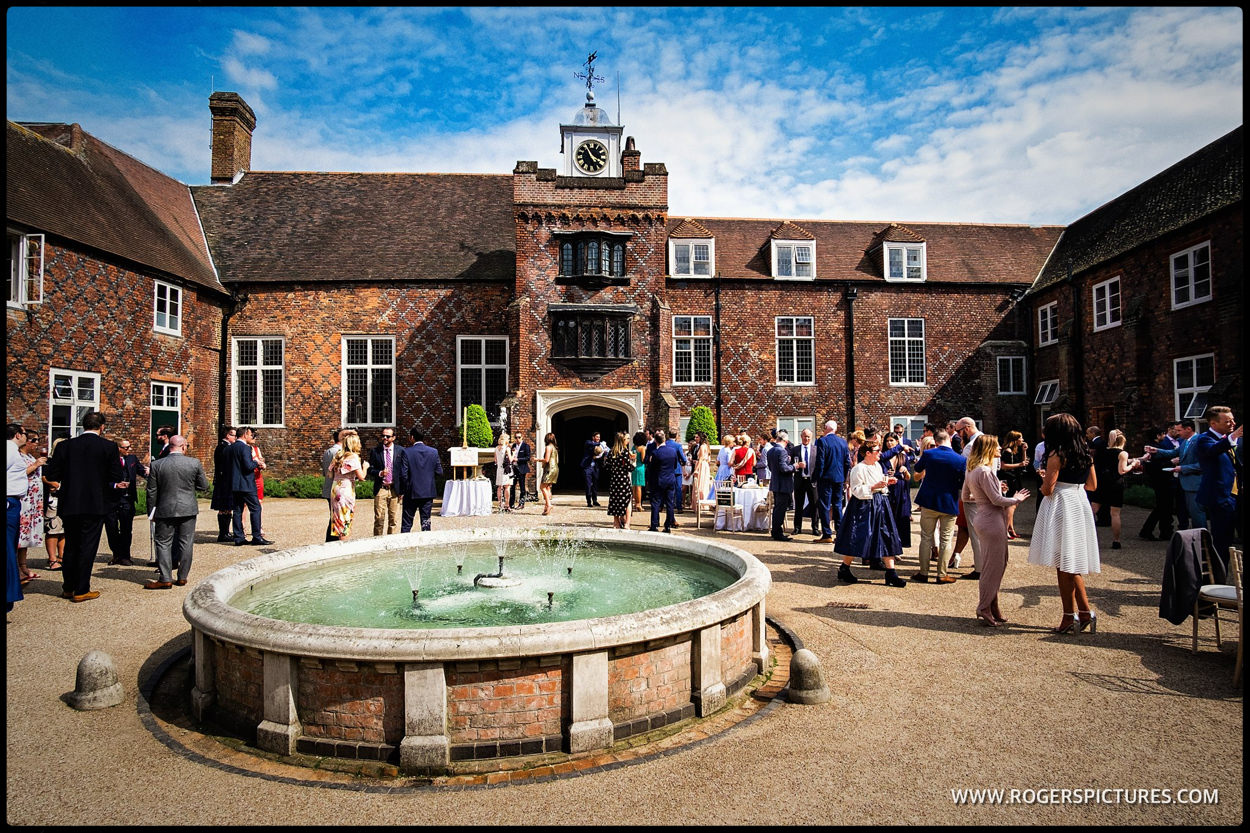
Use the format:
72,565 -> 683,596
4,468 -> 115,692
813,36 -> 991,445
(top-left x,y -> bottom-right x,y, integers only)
1026,126 -> 1243,446
7,90 -> 1241,484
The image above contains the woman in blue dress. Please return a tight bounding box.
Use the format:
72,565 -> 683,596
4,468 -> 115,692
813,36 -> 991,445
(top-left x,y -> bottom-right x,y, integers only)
881,434 -> 913,549
715,433 -> 736,484
834,441 -> 906,587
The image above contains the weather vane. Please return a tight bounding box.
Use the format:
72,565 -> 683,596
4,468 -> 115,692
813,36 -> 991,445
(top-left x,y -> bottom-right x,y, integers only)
575,51 -> 605,96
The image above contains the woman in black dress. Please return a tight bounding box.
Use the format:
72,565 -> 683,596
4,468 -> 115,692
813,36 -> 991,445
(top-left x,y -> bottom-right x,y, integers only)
999,430 -> 1029,538
605,431 -> 634,528
1088,429 -> 1141,550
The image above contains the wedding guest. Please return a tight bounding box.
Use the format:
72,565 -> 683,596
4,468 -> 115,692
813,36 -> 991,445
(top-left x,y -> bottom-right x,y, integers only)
329,429 -> 367,539
999,430 -> 1029,539
1028,413 -> 1100,634
631,431 -> 648,512
1089,429 -> 1142,550
211,426 -> 237,542
834,440 -> 906,588
606,431 -> 634,528
715,433 -> 736,483
15,429 -> 47,585
962,434 -> 1030,627
494,431 -> 515,513
538,433 -> 559,516
42,437 -> 67,571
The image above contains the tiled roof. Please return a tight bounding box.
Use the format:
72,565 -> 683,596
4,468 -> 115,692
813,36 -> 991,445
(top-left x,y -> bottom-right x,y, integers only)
6,121 -> 223,294
868,222 -> 926,248
1032,126 -> 1243,293
191,172 -> 516,284
770,221 -> 815,240
666,216 -> 1063,284
669,218 -> 714,238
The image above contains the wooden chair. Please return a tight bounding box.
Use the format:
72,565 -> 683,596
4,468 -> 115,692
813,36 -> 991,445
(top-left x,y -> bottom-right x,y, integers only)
1193,545 -> 1243,685
714,482 -> 743,531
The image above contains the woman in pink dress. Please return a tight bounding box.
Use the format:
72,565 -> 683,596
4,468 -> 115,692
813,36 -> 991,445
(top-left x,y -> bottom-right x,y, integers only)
962,434 -> 1030,627
328,430 -> 367,539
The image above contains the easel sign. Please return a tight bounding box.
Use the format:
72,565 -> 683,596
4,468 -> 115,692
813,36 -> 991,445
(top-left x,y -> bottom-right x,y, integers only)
449,446 -> 480,479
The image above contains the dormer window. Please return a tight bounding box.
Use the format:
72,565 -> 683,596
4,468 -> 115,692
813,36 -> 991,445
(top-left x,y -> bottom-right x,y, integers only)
555,230 -> 630,285
773,241 -> 814,280
885,242 -> 926,281
670,240 -> 713,277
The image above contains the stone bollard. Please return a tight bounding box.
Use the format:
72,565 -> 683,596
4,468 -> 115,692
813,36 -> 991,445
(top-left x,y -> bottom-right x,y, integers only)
66,650 -> 125,710
787,648 -> 830,705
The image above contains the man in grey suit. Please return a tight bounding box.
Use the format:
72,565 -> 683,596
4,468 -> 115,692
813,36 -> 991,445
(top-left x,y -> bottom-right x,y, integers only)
144,435 -> 210,589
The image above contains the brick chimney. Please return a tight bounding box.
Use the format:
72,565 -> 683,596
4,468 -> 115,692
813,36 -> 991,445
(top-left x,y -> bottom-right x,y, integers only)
209,92 -> 256,184
621,135 -> 641,173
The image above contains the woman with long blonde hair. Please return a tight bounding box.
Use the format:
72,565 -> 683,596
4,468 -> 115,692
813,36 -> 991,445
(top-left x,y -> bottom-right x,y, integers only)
328,430 -> 367,539
494,431 -> 515,513
1088,428 -> 1140,550
606,431 -> 634,528
962,434 -> 1030,626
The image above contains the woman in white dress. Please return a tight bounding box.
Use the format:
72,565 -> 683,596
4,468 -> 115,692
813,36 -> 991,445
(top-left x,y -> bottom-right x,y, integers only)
494,431 -> 515,513
1028,413 -> 1100,634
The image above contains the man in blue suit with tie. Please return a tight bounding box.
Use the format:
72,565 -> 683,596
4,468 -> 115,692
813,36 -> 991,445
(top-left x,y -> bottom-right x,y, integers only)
910,429 -> 964,583
811,419 -> 850,543
1195,405 -> 1242,577
644,428 -> 686,533
396,428 -> 443,532
230,426 -> 272,546
767,430 -> 796,541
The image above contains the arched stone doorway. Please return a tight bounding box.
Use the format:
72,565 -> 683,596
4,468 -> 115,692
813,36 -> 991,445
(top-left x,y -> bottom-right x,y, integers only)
534,389 -> 644,493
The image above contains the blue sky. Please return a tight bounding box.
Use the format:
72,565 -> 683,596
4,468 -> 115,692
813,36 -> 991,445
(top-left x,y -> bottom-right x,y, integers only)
5,6 -> 1243,224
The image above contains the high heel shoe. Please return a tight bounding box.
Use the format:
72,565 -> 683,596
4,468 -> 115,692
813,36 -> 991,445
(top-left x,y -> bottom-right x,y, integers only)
976,612 -> 1000,628
1051,614 -> 1076,635
1077,610 -> 1098,633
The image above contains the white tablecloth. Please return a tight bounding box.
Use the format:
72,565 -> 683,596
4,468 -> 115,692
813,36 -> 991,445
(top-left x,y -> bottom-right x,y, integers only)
714,487 -> 770,531
440,479 -> 493,517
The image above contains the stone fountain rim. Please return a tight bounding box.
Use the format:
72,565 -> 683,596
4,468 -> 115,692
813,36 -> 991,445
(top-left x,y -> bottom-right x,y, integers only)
183,527 -> 771,663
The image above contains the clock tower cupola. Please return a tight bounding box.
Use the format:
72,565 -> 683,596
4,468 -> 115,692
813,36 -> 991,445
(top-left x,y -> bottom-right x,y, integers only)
561,53 -> 623,178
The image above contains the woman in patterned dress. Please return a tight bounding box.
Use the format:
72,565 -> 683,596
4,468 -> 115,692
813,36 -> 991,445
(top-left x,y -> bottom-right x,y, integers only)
17,431 -> 47,583
538,433 -> 559,516
606,431 -> 634,528
328,430 -> 367,539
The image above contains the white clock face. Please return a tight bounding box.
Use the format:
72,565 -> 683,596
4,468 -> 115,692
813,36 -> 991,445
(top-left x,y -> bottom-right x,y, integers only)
574,139 -> 608,174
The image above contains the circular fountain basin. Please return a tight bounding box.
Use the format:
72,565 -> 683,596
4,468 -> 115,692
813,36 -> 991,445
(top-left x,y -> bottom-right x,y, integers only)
183,527 -> 771,774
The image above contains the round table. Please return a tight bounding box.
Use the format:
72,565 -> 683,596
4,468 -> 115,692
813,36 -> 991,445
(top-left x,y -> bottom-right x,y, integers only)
440,479 -> 492,517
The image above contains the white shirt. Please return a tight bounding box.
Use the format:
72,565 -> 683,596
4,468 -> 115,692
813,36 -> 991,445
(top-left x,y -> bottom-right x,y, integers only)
8,439 -> 27,497
846,461 -> 885,501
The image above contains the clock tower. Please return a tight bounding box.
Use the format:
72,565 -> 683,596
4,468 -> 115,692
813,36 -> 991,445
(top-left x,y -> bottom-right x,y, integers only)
561,90 -> 623,178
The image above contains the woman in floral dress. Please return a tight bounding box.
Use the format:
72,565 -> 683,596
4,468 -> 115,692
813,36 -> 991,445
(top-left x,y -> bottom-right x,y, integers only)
328,430 -> 367,539
17,431 -> 47,583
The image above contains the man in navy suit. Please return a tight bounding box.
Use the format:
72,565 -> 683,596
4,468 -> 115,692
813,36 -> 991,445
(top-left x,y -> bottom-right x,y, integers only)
230,426 -> 272,546
581,432 -> 605,507
104,436 -> 146,566
1196,405 -> 1242,578
767,430 -> 796,541
510,430 -> 532,510
910,429 -> 965,583
644,428 -> 687,533
396,428 -> 443,532
811,419 -> 850,543
44,411 -> 124,602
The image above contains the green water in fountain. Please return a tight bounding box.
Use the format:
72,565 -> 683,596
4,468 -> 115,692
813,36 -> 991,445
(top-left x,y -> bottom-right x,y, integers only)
229,540 -> 737,629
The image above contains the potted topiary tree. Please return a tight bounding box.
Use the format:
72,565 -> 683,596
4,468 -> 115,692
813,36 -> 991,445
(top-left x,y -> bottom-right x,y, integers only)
453,404 -> 496,476
685,405 -> 718,443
